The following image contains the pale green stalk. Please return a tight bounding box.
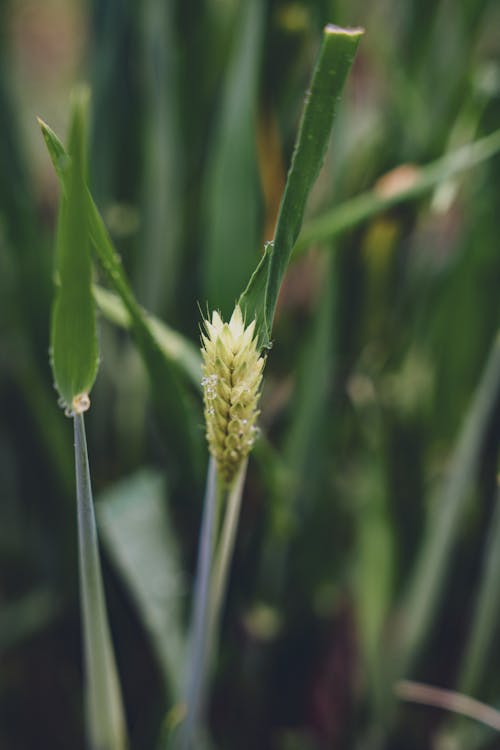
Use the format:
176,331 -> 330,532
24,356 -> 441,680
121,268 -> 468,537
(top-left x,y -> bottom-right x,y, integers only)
178,459 -> 248,750
179,457 -> 219,750
208,459 -> 248,655
74,413 -> 127,750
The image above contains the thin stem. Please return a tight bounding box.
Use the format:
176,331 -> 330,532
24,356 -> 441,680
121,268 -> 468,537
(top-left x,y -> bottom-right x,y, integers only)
207,459 -> 248,664
180,456 -> 219,749
74,413 -> 127,750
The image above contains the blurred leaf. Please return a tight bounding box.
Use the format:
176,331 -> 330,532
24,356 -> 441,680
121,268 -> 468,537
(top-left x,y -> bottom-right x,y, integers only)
240,24 -> 363,345
393,332 -> 500,679
202,0 -> 264,317
93,285 -> 202,391
458,480 -> 500,696
0,589 -> 61,653
257,253 -> 339,603
294,126 -> 500,252
353,454 -> 394,701
282,255 -> 336,496
50,87 -> 98,411
97,469 -> 186,700
436,480 -> 500,749
137,0 -> 183,316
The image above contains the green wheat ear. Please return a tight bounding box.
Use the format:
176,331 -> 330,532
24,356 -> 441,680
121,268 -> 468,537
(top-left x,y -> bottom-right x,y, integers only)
201,305 -> 265,484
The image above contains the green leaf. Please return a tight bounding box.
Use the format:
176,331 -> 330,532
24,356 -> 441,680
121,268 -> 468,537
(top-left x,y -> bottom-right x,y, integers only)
202,0 -> 264,317
49,86 -> 98,411
294,126 -> 500,253
239,24 -> 363,346
458,479 -> 500,696
39,112 -> 204,475
137,0 -> 183,315
93,285 -> 202,391
393,332 -> 500,680
97,469 -> 186,700
37,116 -> 70,188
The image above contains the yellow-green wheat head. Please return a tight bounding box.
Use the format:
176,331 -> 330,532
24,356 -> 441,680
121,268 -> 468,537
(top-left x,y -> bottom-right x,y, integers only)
201,306 -> 265,484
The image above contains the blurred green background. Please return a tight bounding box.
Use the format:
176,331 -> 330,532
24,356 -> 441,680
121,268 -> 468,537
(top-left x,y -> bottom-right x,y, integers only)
1,0 -> 500,748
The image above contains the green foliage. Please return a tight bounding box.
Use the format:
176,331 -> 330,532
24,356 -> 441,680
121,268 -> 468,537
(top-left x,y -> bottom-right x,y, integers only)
3,2 -> 500,749
97,470 -> 186,700
49,88 -> 98,411
240,25 -> 363,345
39,115 -> 204,476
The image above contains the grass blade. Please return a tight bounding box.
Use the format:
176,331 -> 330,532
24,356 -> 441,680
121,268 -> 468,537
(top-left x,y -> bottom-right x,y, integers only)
202,0 -> 264,316
294,126 -> 500,253
138,0 -> 182,316
49,87 -> 98,412
39,115 -> 203,475
394,332 -> 500,679
240,24 -> 363,344
93,285 -> 202,391
74,413 -> 127,750
458,480 -> 500,695
97,469 -> 186,701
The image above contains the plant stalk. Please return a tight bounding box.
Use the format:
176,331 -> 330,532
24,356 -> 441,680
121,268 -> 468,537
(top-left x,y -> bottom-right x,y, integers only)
180,457 -> 219,749
208,459 -> 248,656
74,413 -> 127,750
179,458 -> 248,749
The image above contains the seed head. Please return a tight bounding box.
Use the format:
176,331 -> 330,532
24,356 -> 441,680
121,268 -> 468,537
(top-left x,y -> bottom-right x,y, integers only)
201,306 -> 265,484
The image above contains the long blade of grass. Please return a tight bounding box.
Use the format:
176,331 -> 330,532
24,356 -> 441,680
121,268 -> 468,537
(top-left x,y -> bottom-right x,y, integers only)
239,25 -> 363,345
257,254 -> 337,602
39,117 -> 203,475
393,332 -> 500,679
435,483 -> 500,749
138,0 -> 182,316
97,469 -> 186,701
74,413 -> 127,750
50,87 -> 98,411
457,480 -> 500,696
294,126 -> 500,253
202,0 -> 264,317
93,285 -> 202,391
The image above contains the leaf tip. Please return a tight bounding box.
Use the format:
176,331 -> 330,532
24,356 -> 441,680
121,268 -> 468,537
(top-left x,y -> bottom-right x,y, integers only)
324,23 -> 365,38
